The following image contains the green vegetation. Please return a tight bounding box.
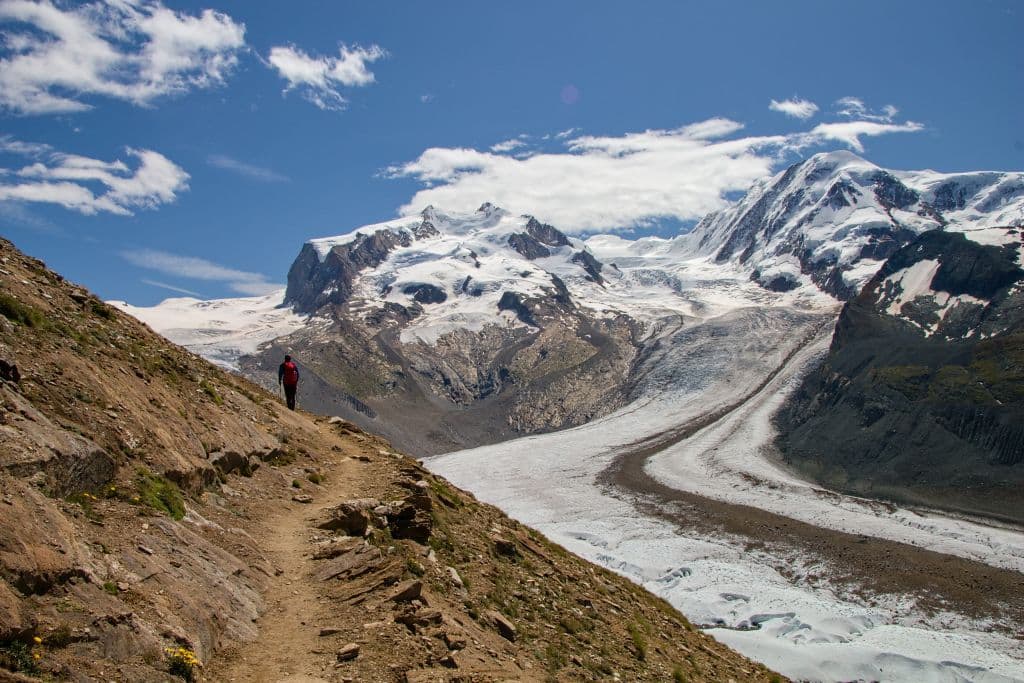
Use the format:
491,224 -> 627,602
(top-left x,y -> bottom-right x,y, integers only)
89,298 -> 116,320
102,581 -> 119,596
199,380 -> 223,405
0,639 -> 38,674
672,665 -> 689,683
307,472 -> 324,485
0,292 -> 45,328
135,469 -> 186,520
627,621 -> 648,661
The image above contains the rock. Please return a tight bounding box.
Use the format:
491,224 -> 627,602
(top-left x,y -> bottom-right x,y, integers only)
137,545 -> 154,556
316,544 -> 383,582
291,494 -> 313,504
386,494 -> 432,543
319,627 -> 343,637
336,642 -> 360,661
317,499 -> 379,535
0,580 -> 28,640
389,579 -> 423,603
485,610 -> 516,641
395,607 -> 443,631
491,535 -> 518,558
208,450 -> 252,477
312,536 -> 364,560
441,630 -> 467,651
0,358 -> 20,384
445,566 -> 464,589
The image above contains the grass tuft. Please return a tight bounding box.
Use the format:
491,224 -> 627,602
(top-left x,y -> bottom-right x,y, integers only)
0,292 -> 45,328
135,469 -> 186,520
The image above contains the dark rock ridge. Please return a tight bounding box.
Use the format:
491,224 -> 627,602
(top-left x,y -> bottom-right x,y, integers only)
285,213 -> 439,315
776,230 -> 1024,523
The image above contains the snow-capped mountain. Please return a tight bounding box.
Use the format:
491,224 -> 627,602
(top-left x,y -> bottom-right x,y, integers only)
122,151 -> 1024,457
685,150 -> 1024,298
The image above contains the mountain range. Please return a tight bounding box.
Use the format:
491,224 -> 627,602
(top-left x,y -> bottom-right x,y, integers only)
117,150 -> 1024,520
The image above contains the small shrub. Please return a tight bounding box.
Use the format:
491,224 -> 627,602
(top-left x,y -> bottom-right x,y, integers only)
307,472 -> 323,485
0,639 -> 38,673
406,558 -> 425,576
135,470 -> 186,520
89,299 -> 115,320
44,624 -> 73,648
165,646 -> 200,681
559,615 -> 588,635
291,479 -> 301,489
627,622 -> 647,661
0,292 -> 44,328
769,675 -> 783,683
199,380 -> 223,405
102,581 -> 119,595
672,665 -> 688,683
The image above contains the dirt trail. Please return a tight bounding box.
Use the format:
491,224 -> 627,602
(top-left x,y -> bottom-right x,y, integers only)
600,331 -> 1024,631
209,454 -> 361,682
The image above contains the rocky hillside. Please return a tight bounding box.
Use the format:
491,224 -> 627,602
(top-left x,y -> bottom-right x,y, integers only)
776,227 -> 1024,523
0,236 -> 781,681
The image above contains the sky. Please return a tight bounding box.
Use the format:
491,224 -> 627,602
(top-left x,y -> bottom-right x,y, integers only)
0,0 -> 1021,305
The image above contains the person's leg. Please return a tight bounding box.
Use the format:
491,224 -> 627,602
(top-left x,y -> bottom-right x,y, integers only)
285,385 -> 296,410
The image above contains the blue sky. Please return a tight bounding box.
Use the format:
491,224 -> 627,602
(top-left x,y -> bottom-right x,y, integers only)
1,0 -> 1021,304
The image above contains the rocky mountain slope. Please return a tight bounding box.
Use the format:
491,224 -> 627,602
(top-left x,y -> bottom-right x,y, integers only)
0,236 -> 781,681
776,227 -> 1024,523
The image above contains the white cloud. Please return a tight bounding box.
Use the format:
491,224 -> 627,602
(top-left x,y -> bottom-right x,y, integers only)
419,93 -> 434,104
0,139 -> 189,214
835,97 -> 899,123
0,0 -> 246,115
141,278 -> 202,297
122,248 -> 279,295
555,127 -> 579,139
490,139 -> 527,153
769,97 -> 819,120
803,120 -> 924,153
267,43 -> 385,111
207,154 -> 288,182
388,113 -> 925,233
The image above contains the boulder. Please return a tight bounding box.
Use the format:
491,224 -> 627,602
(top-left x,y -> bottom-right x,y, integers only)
386,494 -> 432,543
485,610 -> 516,641
315,544 -> 383,582
336,642 -> 360,661
317,499 -> 380,536
0,580 -> 28,640
0,358 -> 19,384
388,579 -> 423,603
208,451 -> 251,477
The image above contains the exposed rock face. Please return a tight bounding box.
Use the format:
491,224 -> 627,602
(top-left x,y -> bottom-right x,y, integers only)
776,230 -> 1024,523
285,214 -> 440,315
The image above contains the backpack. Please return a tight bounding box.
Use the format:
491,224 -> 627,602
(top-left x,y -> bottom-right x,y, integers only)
282,361 -> 299,386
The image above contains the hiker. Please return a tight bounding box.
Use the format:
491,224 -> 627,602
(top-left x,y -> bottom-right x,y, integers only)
278,354 -> 300,410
